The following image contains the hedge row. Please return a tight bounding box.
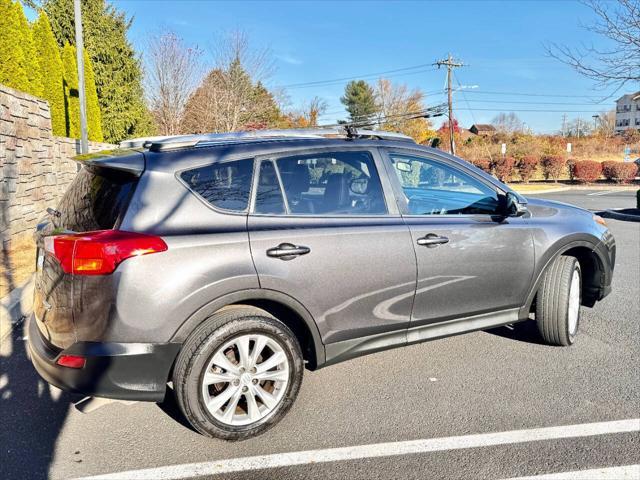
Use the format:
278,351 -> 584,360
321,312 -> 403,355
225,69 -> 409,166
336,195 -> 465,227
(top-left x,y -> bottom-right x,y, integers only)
468,155 -> 638,184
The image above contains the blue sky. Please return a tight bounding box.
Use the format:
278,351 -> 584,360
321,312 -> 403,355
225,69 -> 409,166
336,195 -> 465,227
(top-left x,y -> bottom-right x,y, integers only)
112,1 -> 625,133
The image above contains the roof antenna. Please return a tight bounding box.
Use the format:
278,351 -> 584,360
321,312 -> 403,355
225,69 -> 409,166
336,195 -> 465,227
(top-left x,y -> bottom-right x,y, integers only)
344,125 -> 358,139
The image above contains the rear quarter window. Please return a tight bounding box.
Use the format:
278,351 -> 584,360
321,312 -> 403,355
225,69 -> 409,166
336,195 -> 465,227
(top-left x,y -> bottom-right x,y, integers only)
180,159 -> 254,212
56,167 -> 137,232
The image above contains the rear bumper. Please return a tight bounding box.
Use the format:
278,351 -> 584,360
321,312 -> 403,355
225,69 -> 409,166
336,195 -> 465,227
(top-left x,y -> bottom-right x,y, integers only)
27,314 -> 181,402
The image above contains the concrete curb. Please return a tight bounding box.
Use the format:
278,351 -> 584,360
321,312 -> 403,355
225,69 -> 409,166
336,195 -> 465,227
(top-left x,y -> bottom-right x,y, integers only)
600,209 -> 640,223
0,275 -> 34,342
513,187 -> 571,195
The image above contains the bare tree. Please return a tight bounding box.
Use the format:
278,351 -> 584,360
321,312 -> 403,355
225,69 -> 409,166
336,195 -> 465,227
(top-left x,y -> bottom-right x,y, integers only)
595,109 -> 617,136
181,30 -> 281,133
373,78 -> 432,142
546,0 -> 640,90
146,31 -> 202,135
492,112 -> 526,134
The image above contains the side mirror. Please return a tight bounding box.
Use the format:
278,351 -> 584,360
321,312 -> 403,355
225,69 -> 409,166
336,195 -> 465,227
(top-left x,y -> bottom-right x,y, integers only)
504,191 -> 528,217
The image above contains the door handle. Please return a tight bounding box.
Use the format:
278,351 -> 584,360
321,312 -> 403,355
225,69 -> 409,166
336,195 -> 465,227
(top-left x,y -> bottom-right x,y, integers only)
416,234 -> 449,248
266,243 -> 311,260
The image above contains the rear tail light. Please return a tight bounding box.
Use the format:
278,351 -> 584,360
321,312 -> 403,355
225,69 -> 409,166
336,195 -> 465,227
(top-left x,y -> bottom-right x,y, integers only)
44,230 -> 167,275
56,354 -> 86,369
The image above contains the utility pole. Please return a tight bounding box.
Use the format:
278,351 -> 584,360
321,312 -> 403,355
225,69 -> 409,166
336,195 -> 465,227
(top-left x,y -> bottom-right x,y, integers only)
435,54 -> 464,155
561,113 -> 567,137
577,118 -> 581,138
74,0 -> 88,154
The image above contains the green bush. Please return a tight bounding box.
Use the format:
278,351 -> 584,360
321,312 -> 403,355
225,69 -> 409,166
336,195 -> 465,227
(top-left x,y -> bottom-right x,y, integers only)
33,12 -> 66,136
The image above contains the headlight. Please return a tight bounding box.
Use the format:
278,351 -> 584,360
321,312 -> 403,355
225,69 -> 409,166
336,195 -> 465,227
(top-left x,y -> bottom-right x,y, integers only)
593,215 -> 607,227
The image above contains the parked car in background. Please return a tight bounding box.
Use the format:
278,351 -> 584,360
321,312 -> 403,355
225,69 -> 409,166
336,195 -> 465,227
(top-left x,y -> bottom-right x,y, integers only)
28,128 -> 615,440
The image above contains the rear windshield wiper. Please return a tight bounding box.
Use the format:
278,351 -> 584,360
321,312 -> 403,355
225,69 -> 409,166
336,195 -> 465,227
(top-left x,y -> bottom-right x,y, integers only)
46,207 -> 61,218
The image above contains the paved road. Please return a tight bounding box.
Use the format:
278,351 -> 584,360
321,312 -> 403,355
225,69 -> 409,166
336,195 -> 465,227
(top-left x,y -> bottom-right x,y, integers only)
1,189 -> 638,480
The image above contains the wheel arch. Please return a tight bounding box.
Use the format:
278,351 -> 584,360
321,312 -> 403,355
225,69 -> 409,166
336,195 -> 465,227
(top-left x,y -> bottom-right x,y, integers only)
170,289 -> 326,370
522,238 -> 608,315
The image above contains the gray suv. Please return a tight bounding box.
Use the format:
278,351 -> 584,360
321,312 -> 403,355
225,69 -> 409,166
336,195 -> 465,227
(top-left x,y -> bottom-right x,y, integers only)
28,128 -> 615,440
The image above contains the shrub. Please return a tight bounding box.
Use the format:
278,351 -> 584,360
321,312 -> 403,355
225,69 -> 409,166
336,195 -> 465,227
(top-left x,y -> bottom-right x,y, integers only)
469,158 -> 491,173
602,161 -> 638,183
573,160 -> 603,183
493,156 -> 516,182
517,155 -> 538,183
541,155 -> 567,182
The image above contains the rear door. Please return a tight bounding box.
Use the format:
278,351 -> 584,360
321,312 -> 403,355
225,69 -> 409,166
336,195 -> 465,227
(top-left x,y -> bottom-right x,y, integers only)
248,148 -> 416,347
33,165 -> 139,348
381,149 -> 535,339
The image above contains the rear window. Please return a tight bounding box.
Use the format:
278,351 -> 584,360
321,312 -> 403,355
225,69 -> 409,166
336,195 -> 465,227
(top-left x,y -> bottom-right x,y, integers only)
180,159 -> 254,212
55,167 -> 137,232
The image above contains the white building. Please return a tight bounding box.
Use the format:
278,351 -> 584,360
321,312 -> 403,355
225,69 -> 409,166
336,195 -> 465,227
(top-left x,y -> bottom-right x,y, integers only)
615,91 -> 640,133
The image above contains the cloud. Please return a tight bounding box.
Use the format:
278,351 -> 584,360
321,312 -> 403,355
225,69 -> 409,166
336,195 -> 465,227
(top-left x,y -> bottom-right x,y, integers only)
276,53 -> 303,66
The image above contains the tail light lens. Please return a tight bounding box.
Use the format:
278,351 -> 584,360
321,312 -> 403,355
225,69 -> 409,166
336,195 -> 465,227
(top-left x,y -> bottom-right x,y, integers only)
56,354 -> 86,369
44,230 -> 167,275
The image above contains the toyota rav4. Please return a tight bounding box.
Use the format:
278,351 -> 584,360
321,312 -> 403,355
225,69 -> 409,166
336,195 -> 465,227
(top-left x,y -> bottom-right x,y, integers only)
28,128 -> 616,440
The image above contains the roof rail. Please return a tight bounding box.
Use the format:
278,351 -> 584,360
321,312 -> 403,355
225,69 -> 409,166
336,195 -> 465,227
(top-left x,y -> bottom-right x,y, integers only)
137,127 -> 415,152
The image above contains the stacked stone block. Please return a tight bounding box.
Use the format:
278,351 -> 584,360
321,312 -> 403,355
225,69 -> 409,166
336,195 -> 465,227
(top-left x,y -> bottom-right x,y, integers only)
0,84 -> 114,250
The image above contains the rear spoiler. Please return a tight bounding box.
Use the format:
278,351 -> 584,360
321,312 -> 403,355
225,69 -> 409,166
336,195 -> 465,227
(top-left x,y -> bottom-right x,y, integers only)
72,149 -> 145,176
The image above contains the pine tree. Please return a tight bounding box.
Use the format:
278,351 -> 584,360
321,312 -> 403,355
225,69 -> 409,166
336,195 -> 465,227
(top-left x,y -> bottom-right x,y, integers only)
42,0 -> 153,143
13,1 -> 43,96
340,80 -> 377,124
61,43 -> 80,138
83,48 -> 103,142
33,11 -> 66,136
0,0 -> 29,92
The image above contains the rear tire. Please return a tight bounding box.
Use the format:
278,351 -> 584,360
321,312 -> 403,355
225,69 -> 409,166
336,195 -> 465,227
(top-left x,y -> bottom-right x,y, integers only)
173,306 -> 304,440
536,255 -> 582,346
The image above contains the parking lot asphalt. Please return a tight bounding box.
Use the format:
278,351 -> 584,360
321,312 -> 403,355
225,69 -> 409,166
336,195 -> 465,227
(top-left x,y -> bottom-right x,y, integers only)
0,189 -> 638,480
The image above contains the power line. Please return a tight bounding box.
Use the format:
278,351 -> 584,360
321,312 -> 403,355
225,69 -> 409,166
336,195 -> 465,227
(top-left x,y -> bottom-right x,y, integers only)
459,89 -> 609,99
455,107 -> 607,113
319,104 -> 447,128
283,65 -> 438,89
452,98 -> 610,106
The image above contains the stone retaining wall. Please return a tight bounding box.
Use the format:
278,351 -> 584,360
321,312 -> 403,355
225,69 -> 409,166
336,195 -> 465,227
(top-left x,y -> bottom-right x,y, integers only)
0,84 -> 114,249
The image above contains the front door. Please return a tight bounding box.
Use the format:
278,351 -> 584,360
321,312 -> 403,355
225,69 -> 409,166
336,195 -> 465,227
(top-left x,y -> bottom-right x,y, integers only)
248,148 -> 416,347
383,150 -> 535,340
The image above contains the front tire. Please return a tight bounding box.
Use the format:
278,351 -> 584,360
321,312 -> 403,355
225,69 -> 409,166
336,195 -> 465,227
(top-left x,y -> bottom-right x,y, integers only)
536,255 -> 582,346
173,306 -> 304,440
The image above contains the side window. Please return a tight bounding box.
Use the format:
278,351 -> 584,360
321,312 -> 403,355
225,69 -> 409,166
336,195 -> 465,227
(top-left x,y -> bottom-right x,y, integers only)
180,159 -> 254,212
255,160 -> 285,214
275,151 -> 387,215
390,154 -> 500,215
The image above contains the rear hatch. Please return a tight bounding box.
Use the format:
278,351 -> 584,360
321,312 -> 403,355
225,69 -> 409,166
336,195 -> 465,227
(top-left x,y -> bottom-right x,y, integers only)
33,151 -> 144,349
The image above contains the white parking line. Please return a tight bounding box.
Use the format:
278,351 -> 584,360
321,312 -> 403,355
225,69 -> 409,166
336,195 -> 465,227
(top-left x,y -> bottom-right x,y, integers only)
587,190 -> 616,196
505,464 -> 640,479
75,418 -> 640,480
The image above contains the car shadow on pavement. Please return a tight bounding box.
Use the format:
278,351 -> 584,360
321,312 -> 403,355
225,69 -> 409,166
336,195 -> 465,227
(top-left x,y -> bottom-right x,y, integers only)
1,204 -> 80,480
484,320 -> 547,345
0,320 -> 81,480
156,386 -> 198,433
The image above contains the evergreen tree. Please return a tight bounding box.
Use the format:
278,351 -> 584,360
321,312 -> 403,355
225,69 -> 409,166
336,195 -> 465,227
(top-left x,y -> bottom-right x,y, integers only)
41,0 -> 153,143
0,0 -> 29,92
13,1 -> 43,96
340,80 -> 377,124
33,11 -> 65,136
61,43 -> 80,138
83,48 -> 103,141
